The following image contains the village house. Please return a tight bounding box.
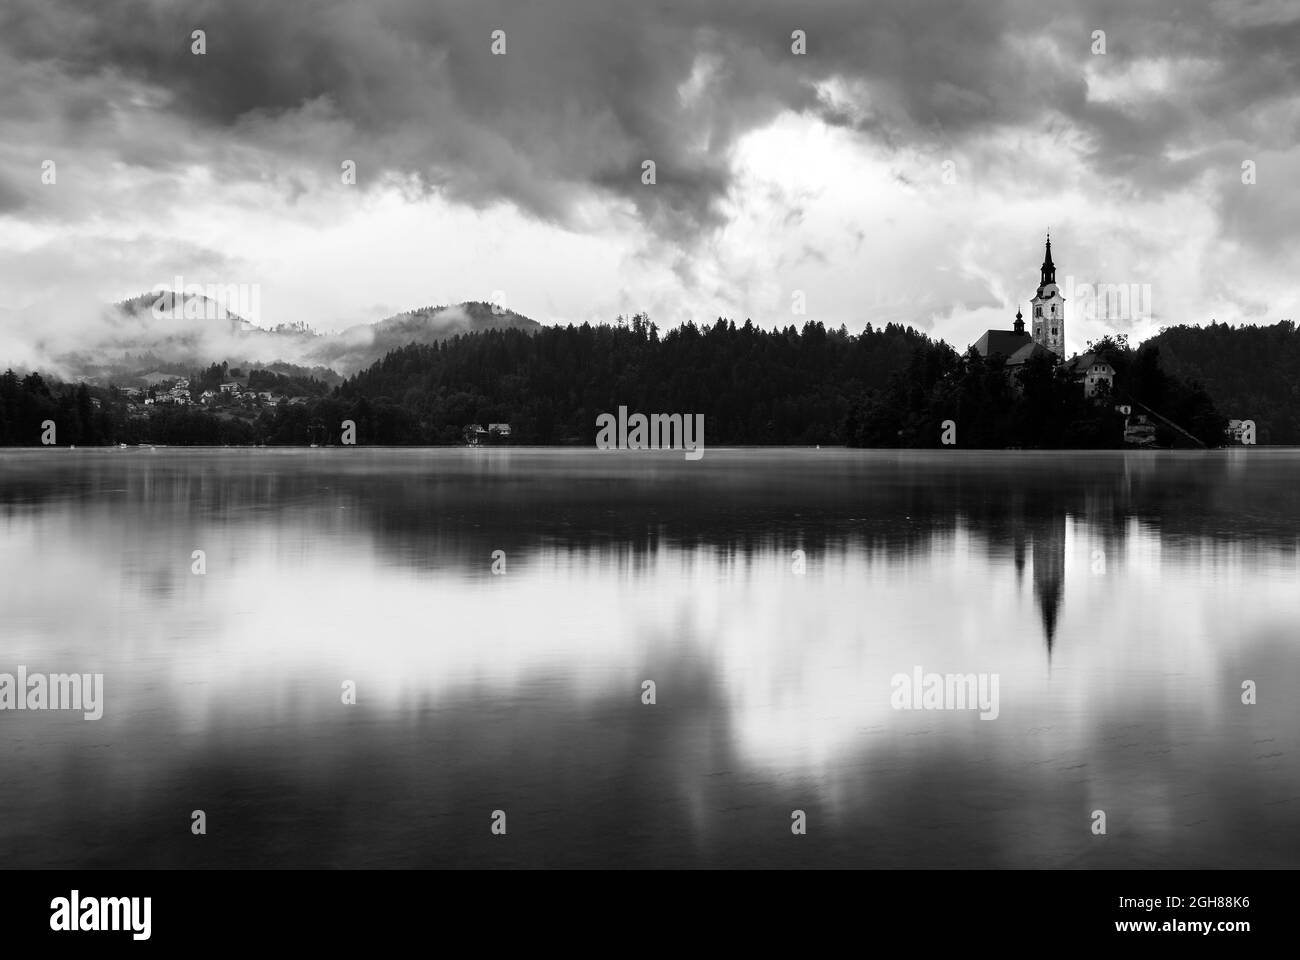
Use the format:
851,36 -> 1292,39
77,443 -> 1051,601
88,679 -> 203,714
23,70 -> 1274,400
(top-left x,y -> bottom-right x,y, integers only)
1225,419 -> 1254,444
1124,413 -> 1157,446
1066,354 -> 1116,398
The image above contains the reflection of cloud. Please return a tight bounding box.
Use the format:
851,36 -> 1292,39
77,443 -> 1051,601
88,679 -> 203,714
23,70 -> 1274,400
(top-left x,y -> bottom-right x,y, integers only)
3,502 -> 1299,866
3,449 -> 1300,865
2,480 -> 1296,770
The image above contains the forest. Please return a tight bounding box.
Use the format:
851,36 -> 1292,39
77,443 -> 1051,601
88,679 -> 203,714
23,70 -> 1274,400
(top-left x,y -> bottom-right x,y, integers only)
0,315 -> 1258,448
1144,320 -> 1300,444
844,334 -> 1224,448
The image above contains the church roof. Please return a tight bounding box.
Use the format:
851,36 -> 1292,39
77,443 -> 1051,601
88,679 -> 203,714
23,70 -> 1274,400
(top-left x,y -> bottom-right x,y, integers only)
1038,233 -> 1057,288
1006,341 -> 1056,366
1066,352 -> 1115,373
973,329 -> 1031,359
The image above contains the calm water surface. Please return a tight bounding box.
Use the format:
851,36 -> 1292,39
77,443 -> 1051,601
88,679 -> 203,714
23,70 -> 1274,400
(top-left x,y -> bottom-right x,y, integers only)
1,447 -> 1297,867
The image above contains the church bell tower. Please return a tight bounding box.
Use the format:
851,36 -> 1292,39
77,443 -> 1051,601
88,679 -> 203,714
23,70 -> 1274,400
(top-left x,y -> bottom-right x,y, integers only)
1029,234 -> 1065,357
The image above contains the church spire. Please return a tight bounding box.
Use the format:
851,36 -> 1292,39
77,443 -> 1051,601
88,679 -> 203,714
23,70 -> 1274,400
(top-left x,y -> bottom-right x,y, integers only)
1013,306 -> 1024,335
1040,232 -> 1055,285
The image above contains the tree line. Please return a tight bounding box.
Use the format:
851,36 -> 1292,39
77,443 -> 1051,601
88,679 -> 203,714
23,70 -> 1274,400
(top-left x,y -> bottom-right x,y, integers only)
0,316 -> 1255,447
1146,320 -> 1300,444
845,334 -> 1224,448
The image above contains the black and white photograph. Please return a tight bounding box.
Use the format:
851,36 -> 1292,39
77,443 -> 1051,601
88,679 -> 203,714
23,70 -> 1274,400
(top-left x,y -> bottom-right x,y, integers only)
0,0 -> 1294,944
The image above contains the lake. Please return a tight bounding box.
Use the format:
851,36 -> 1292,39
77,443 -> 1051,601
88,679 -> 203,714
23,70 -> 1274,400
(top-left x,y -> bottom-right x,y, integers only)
1,447 -> 1297,867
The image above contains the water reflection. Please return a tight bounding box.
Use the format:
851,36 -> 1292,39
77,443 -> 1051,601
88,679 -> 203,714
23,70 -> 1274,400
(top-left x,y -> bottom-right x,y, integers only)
0,449 -> 1297,867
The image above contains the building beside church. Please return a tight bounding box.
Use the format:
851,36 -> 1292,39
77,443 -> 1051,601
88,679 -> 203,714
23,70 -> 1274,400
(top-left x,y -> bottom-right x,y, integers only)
1065,353 -> 1116,398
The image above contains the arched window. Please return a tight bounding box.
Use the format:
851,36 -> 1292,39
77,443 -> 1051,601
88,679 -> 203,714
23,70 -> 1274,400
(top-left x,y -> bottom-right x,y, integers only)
1035,306 -> 1042,318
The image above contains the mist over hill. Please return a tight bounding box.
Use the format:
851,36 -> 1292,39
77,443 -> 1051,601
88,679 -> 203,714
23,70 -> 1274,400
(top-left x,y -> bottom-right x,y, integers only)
18,293 -> 540,383
316,302 -> 540,373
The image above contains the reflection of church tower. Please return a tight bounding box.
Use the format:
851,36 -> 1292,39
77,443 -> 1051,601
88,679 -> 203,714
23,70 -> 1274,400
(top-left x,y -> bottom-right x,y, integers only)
1031,514 -> 1066,658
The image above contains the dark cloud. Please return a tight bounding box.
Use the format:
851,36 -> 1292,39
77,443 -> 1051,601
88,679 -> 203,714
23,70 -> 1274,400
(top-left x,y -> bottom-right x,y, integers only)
0,173 -> 26,213
0,0 -> 1296,251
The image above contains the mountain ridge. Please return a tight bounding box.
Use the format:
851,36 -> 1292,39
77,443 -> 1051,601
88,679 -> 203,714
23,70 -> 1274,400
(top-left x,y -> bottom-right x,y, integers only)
45,295 -> 541,383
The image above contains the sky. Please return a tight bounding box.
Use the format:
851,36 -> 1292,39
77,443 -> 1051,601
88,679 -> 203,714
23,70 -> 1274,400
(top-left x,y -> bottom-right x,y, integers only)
1,0 -> 1297,367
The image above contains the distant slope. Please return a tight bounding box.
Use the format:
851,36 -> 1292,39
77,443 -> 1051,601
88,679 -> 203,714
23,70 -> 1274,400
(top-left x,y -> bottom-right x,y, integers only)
1146,321 -> 1300,443
42,295 -> 540,382
306,301 -> 540,372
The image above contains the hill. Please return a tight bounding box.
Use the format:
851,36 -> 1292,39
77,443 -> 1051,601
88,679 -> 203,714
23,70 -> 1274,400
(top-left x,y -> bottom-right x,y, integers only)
36,294 -> 541,382
338,316 -> 948,444
308,301 -> 540,372
1146,320 -> 1300,444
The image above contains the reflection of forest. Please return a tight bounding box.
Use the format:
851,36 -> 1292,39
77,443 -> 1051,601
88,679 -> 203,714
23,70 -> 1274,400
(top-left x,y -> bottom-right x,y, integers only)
2,450 -> 1297,658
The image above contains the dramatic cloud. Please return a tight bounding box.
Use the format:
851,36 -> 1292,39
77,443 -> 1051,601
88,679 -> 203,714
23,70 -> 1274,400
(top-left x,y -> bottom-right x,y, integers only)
0,0 -> 1296,364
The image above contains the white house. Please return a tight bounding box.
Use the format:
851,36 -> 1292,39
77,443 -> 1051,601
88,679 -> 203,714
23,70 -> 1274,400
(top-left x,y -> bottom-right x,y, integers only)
1225,419 -> 1254,444
1066,353 -> 1116,398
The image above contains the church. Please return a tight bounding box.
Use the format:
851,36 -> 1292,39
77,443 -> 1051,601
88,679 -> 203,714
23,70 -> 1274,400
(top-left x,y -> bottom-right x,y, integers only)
971,235 -> 1115,396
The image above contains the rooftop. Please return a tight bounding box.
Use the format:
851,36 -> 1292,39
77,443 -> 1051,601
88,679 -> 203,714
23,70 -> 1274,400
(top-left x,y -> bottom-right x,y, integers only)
972,329 -> 1032,359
